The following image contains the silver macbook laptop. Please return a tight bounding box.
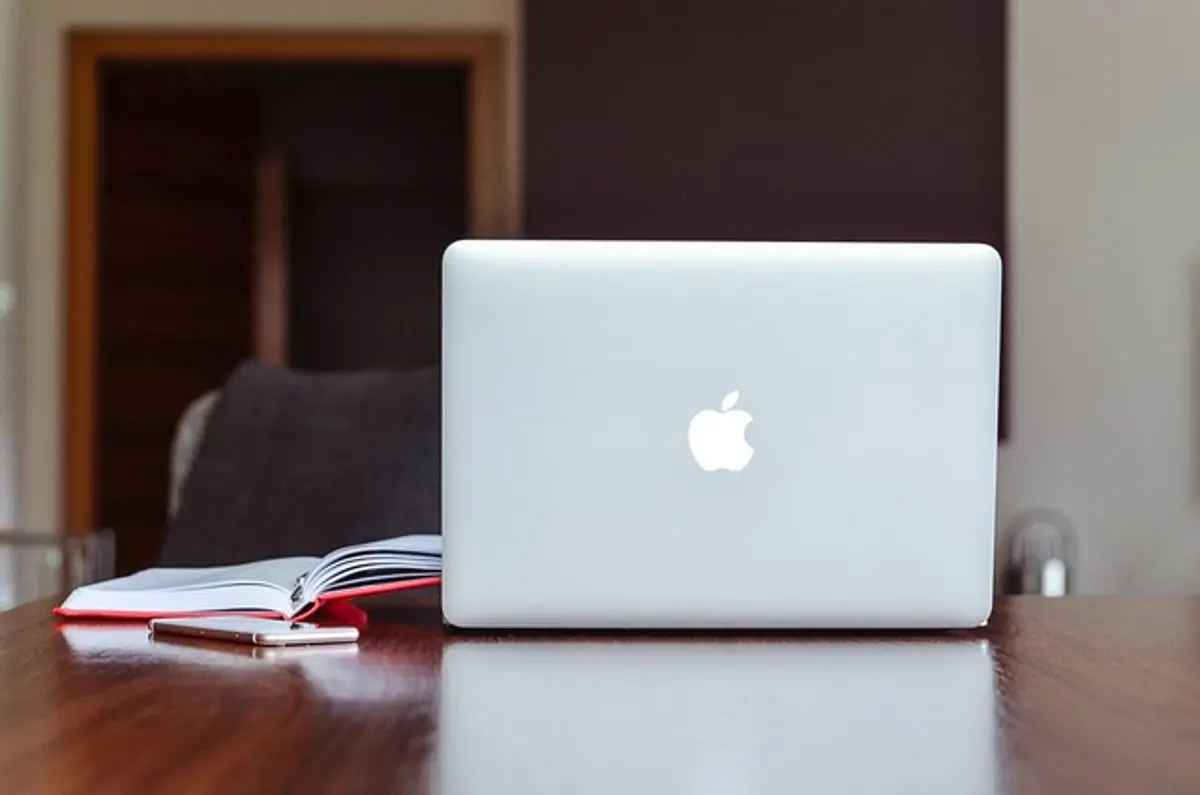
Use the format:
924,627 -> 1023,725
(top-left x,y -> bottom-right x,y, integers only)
441,240 -> 1001,629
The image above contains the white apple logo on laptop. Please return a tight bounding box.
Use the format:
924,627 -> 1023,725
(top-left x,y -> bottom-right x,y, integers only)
688,390 -> 754,472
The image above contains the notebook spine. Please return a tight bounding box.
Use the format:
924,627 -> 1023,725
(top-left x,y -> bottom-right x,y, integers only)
290,572 -> 310,608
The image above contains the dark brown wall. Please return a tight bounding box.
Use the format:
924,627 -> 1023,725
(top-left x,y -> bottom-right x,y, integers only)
524,0 -> 1005,245
524,0 -> 1007,430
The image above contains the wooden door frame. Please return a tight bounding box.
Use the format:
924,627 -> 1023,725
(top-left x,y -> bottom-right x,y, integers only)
65,29 -> 512,531
254,153 -> 290,366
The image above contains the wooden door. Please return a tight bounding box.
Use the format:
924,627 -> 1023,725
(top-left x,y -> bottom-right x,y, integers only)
97,65 -> 258,573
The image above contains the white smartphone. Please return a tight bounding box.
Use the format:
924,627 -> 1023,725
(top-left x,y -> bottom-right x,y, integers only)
148,616 -> 360,647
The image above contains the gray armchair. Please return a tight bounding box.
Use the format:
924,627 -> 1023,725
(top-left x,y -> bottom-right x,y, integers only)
161,362 -> 441,567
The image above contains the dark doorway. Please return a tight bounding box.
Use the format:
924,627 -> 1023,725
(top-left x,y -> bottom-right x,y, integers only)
259,64 -> 467,371
96,61 -> 468,572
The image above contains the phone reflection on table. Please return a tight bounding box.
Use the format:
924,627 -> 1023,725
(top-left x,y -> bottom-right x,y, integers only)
436,639 -> 998,795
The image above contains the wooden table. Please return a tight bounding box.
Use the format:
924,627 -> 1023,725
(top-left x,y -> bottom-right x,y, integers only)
2,597 -> 1200,794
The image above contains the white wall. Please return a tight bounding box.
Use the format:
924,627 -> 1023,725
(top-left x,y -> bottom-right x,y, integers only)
11,0 -> 1200,593
13,0 -> 520,534
0,0 -> 19,530
0,0 -> 21,608
1002,0 -> 1200,592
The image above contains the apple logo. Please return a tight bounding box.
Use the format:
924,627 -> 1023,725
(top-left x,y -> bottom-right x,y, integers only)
687,390 -> 755,472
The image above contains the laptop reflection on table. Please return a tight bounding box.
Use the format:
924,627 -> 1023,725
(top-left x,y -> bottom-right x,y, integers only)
436,638 -> 997,795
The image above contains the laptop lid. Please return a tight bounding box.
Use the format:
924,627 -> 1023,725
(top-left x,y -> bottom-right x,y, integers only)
441,240 -> 1001,629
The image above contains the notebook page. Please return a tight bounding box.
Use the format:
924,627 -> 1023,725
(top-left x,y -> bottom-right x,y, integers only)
315,535 -> 441,568
57,557 -> 317,616
57,582 -> 298,616
305,561 -> 441,601
77,557 -> 318,593
303,536 -> 441,602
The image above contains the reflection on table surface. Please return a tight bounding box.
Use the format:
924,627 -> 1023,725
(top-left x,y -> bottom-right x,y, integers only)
436,639 -> 998,795
20,599 -> 1200,795
59,623 -> 437,705
56,623 -> 998,794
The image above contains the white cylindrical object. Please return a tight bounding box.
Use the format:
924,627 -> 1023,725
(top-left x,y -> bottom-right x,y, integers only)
1041,558 -> 1067,597
0,281 -> 14,319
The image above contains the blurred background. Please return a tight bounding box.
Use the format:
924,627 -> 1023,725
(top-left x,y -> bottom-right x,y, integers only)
0,0 -> 1197,603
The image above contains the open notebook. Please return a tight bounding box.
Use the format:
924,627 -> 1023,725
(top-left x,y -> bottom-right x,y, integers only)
54,534 -> 441,621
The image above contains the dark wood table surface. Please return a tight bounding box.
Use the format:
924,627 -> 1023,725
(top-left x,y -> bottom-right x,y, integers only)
2,596 -> 1200,794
